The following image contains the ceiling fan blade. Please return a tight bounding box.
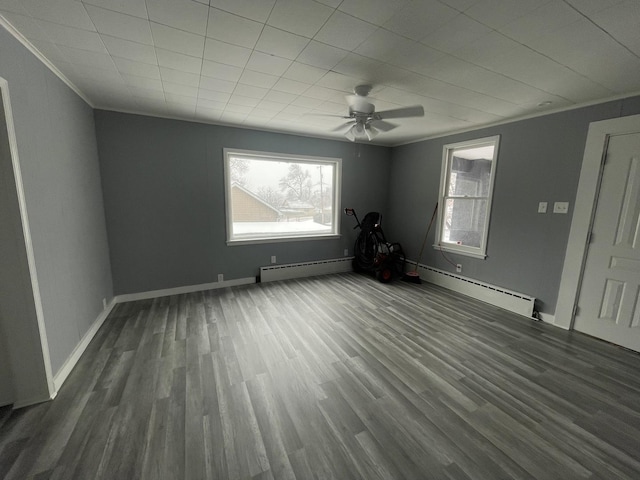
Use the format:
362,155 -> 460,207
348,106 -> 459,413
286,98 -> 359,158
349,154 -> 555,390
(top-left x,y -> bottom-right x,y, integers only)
369,119 -> 397,132
331,120 -> 355,132
375,105 -> 424,120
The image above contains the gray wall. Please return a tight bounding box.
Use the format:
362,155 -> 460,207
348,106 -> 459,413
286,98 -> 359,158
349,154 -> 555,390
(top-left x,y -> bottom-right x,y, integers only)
0,25 -> 113,379
388,97 -> 640,315
0,96 -> 47,406
95,111 -> 391,295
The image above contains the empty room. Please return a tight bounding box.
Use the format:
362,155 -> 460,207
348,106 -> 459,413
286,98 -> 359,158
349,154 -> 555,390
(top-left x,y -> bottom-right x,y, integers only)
1,1 -> 640,479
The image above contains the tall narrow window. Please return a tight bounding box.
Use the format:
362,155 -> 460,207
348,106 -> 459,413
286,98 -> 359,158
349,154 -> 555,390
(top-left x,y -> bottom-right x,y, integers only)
224,149 -> 341,244
436,136 -> 500,258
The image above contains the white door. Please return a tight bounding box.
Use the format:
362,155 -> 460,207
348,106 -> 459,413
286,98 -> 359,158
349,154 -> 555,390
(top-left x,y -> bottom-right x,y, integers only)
574,132 -> 640,351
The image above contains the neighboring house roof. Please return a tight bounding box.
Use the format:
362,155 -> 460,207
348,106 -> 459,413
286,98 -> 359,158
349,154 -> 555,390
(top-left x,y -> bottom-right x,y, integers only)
283,200 -> 315,210
231,183 -> 282,215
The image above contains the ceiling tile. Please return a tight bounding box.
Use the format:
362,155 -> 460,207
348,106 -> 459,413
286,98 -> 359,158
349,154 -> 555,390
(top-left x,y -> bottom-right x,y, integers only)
114,57 -> 161,79
208,0 -> 276,22
228,95 -> 260,107
146,0 -> 209,35
245,51 -> 292,76
206,8 -> 262,49
1,13 -> 52,42
338,0 -> 407,26
263,90 -> 297,104
296,41 -> 349,70
316,71 -> 363,92
239,69 -> 279,88
255,26 -> 310,60
197,97 -> 227,110
272,78 -> 311,95
130,87 -> 166,100
564,0 -> 624,15
0,0 -> 29,15
37,21 -> 107,53
464,0 -> 549,29
353,28 -> 414,62
283,62 -> 328,84
267,0 -> 334,38
303,85 -> 344,101
165,93 -> 197,105
150,22 -> 205,58
81,0 -> 148,19
452,31 -> 522,67
22,0 -> 96,31
256,99 -> 287,112
163,81 -> 198,97
498,1 -> 582,44
197,90 -> 231,103
199,75 -> 236,93
29,40 -> 69,65
121,74 -> 164,91
421,14 -> 492,54
385,42 -> 445,76
201,60 -> 243,82
291,96 -> 324,108
384,0 -> 459,41
591,1 -> 640,56
203,38 -> 251,68
314,11 -> 378,51
84,5 -> 153,45
233,84 -> 269,99
102,35 -> 157,64
160,67 -> 200,87
156,48 -> 202,74
225,103 -> 253,114
57,44 -> 117,69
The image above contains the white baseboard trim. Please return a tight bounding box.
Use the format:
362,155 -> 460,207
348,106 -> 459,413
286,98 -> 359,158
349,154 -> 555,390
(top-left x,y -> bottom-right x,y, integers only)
408,261 -> 536,318
113,277 -> 257,303
52,298 -> 117,392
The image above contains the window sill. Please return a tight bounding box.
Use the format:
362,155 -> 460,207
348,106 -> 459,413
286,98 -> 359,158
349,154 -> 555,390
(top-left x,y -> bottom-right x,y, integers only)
432,244 -> 487,259
228,234 -> 341,246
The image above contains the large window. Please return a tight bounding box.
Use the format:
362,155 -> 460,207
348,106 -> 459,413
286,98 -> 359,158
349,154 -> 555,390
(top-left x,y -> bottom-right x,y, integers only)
436,136 -> 500,258
224,149 -> 341,244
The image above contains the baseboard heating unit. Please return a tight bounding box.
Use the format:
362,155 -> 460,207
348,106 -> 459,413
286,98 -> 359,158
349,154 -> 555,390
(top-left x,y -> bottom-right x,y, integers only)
409,261 -> 535,318
260,257 -> 353,283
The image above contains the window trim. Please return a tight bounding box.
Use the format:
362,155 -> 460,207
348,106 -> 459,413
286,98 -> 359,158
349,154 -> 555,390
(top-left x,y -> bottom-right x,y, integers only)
434,135 -> 500,259
223,148 -> 342,245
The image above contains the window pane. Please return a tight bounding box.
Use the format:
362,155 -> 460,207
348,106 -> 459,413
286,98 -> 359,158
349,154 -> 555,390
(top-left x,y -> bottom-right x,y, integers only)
226,152 -> 339,242
442,198 -> 487,249
447,152 -> 493,197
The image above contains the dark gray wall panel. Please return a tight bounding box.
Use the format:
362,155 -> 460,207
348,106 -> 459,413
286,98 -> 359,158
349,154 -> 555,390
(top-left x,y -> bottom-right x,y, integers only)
95,111 -> 391,295
0,26 -> 113,376
388,97 -> 640,315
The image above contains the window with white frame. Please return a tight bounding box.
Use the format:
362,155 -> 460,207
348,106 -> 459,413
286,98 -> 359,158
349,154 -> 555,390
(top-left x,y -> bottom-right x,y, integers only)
224,149 -> 341,244
435,136 -> 500,258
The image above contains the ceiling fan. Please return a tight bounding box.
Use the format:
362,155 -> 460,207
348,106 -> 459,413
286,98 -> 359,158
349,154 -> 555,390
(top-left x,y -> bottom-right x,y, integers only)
329,85 -> 425,141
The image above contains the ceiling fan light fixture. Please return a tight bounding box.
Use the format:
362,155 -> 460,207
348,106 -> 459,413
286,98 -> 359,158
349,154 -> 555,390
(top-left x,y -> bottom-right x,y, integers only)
345,124 -> 357,142
364,124 -> 379,141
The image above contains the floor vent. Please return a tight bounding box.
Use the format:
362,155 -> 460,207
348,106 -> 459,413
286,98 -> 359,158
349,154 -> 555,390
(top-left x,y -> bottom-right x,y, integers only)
409,261 -> 536,317
260,257 -> 353,283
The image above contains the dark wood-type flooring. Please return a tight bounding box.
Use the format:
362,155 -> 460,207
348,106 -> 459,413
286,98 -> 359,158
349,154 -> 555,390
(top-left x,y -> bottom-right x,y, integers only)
2,273 -> 640,479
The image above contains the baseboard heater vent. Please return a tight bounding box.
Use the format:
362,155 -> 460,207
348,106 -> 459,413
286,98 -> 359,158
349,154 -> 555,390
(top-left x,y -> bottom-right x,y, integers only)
260,257 -> 353,283
409,261 -> 535,318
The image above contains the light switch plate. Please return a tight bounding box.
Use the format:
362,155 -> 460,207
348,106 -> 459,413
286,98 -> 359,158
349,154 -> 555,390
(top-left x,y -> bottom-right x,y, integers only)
538,202 -> 547,213
553,202 -> 569,214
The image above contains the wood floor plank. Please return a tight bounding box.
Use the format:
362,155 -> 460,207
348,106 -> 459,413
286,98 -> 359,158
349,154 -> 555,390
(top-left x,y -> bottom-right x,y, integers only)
2,273 -> 640,479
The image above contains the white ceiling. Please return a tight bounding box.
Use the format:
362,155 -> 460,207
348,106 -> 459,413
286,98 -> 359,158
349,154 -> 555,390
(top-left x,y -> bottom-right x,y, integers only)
1,0 -> 639,146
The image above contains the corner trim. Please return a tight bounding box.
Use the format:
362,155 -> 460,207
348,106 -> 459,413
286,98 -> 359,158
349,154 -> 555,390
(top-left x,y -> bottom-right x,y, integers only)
52,298 -> 117,392
113,277 -> 256,303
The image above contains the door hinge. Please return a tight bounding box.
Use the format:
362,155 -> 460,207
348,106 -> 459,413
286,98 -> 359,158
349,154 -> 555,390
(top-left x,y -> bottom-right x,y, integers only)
572,304 -> 580,317
586,231 -> 594,244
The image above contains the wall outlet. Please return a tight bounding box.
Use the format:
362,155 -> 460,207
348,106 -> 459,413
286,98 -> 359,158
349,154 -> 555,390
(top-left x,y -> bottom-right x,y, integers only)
102,297 -> 107,309
456,264 -> 462,273
553,201 -> 569,214
217,273 -> 224,282
271,255 -> 276,264
538,202 -> 548,213
344,248 -> 349,256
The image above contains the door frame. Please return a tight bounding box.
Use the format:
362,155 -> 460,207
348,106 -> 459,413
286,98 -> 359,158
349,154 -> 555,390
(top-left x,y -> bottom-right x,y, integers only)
556,113 -> 640,330
0,77 -> 55,404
